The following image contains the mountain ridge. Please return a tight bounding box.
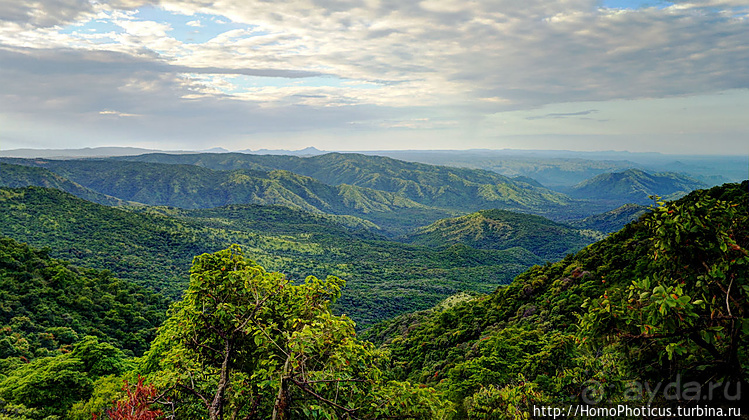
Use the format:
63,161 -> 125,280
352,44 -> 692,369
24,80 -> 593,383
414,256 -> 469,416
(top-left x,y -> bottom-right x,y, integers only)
400,209 -> 598,261
566,168 -> 707,205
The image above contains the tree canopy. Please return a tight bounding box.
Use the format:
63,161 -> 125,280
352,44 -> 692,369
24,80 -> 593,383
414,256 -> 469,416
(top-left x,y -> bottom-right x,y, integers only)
141,245 -> 451,419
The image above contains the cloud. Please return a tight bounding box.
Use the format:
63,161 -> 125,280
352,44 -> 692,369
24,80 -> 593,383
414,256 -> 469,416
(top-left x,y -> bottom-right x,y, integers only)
526,110 -> 599,120
0,0 -> 747,152
0,0 -> 92,27
99,109 -> 142,117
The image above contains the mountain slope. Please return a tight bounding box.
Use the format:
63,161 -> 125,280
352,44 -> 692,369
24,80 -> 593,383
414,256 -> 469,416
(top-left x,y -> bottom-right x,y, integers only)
0,162 -> 129,206
113,152 -> 578,217
366,181 -> 748,415
568,202 -> 648,233
401,209 -> 598,261
0,187 -> 541,325
567,168 -> 707,204
0,158 -> 454,232
0,235 -> 169,358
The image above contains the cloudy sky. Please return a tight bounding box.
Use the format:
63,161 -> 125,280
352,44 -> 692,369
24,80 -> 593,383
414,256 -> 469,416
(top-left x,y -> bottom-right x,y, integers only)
1,0 -> 747,154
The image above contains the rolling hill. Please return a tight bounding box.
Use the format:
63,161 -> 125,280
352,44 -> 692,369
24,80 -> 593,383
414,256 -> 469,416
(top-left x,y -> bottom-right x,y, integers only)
0,158 -> 456,233
566,168 -> 707,205
0,162 -> 129,206
111,152 -> 579,218
0,187 -> 546,325
400,209 -> 599,261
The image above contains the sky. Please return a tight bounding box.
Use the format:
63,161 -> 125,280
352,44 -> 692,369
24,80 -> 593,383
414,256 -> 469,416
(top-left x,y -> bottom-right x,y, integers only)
0,0 -> 748,154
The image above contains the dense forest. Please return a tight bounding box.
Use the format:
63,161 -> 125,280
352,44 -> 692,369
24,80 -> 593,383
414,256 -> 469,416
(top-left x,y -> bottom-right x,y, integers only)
0,186 -> 563,325
0,152 -> 745,418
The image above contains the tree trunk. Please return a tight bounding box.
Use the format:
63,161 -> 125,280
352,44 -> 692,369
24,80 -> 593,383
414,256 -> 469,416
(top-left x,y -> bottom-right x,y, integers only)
209,337 -> 233,420
272,356 -> 291,420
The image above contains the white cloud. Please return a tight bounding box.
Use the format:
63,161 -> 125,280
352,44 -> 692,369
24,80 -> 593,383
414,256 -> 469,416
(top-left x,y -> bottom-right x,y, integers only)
0,0 -> 747,152
99,109 -> 142,117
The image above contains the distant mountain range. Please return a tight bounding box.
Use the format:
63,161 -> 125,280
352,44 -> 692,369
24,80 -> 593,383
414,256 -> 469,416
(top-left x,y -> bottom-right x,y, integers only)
1,152 -> 721,235
361,149 -> 747,187
3,147 -> 744,188
2,153 -> 589,231
0,146 -> 328,159
112,152 -> 576,216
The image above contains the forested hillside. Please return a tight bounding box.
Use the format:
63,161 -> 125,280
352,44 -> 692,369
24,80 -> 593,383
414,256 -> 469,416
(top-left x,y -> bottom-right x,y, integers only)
566,168 -> 707,205
0,181 -> 745,418
0,236 -> 168,359
2,154 -> 713,233
0,238 -> 168,420
401,209 -> 599,261
0,187 -> 554,325
0,162 -> 128,206
0,158 -> 455,232
365,181 -> 748,416
112,152 -> 579,216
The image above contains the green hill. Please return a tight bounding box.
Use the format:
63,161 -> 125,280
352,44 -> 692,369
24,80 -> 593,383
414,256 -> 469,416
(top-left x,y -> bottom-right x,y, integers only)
112,152 -> 578,217
0,235 -> 169,358
567,168 -> 707,205
0,187 -> 542,325
401,209 -> 599,261
0,158 -> 459,233
366,181 -> 748,415
0,162 -> 128,206
568,202 -> 648,233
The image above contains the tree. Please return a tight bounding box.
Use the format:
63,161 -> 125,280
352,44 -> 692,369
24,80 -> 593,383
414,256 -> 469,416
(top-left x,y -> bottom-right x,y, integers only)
578,192 -> 748,401
142,245 -> 450,419
95,377 -> 163,420
0,336 -> 129,419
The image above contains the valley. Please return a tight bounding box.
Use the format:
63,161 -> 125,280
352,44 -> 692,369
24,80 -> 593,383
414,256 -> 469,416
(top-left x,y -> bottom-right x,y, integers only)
0,149 -> 745,419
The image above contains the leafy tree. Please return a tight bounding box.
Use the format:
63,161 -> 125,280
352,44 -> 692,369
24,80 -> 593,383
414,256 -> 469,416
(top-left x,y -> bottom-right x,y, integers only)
0,336 -> 130,419
68,375 -> 127,420
578,189 -> 748,400
142,245 -> 450,419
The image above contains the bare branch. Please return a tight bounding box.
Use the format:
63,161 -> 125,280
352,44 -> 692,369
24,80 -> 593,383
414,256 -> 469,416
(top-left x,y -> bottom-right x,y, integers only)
725,276 -> 734,317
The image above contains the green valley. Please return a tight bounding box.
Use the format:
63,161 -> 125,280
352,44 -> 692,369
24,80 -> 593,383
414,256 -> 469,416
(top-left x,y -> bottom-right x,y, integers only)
0,186 -> 571,326
1,149 -> 743,419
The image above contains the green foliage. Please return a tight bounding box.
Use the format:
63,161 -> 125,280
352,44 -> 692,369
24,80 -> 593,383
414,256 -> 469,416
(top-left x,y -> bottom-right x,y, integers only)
68,375 -> 127,420
0,235 -> 168,358
578,187 -> 749,388
0,187 -> 538,325
402,209 -> 597,261
142,245 -> 451,419
0,336 -> 130,419
378,182 -> 748,415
